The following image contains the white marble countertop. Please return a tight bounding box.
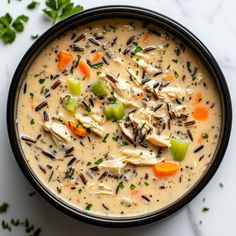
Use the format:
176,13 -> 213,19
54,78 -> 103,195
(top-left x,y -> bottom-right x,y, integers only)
0,0 -> 235,235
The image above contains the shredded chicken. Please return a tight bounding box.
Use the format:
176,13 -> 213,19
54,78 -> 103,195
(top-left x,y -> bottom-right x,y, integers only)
146,134 -> 171,147
122,149 -> 163,165
75,114 -> 104,137
121,197 -> 134,207
43,121 -> 71,144
99,156 -> 127,175
135,59 -> 162,75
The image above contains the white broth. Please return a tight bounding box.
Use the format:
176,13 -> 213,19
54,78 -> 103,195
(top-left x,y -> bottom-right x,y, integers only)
17,19 -> 221,217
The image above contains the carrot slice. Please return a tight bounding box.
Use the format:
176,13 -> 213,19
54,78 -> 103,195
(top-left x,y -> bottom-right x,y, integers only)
152,162 -> 179,177
58,50 -> 73,71
142,31 -> 150,44
78,60 -> 90,78
63,183 -> 75,188
92,51 -> 102,62
67,121 -> 87,137
165,75 -> 175,81
131,189 -> 141,197
192,106 -> 208,121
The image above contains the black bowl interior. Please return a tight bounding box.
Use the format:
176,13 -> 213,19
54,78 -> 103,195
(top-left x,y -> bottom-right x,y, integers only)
7,5 -> 232,227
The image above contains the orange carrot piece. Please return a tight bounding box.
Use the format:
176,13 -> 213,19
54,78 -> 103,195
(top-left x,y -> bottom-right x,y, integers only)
92,51 -> 102,62
67,121 -> 87,137
192,106 -> 208,121
78,60 -> 90,78
63,183 -> 75,188
142,31 -> 150,44
58,50 -> 73,71
152,162 -> 179,177
131,189 -> 141,197
94,98 -> 102,107
134,92 -> 146,100
165,75 -> 175,81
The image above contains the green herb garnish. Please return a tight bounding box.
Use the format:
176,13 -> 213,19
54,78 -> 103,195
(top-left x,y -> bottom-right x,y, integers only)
120,141 -> 129,146
202,207 -> 209,212
102,133 -> 109,143
94,158 -> 103,165
27,1 -> 40,10
172,59 -> 178,64
130,184 -> 136,190
203,133 -> 208,139
30,119 -> 35,125
87,162 -> 91,166
31,34 -> 39,40
0,13 -> 28,44
112,133 -> 119,141
38,79 -> 45,84
85,203 -> 92,211
133,46 -> 143,54
43,0 -> 84,24
0,203 -> 9,213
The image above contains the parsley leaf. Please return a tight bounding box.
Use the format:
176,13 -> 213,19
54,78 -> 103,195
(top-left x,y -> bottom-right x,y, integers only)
130,184 -> 136,190
0,203 -> 9,213
27,1 -> 40,10
43,0 -> 84,24
85,203 -> 92,211
0,13 -> 28,44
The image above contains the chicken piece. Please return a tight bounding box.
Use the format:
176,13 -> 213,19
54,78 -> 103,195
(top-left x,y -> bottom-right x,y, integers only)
157,85 -> 193,100
119,122 -> 134,142
105,73 -> 144,100
114,93 -> 140,108
95,184 -> 114,195
122,149 -> 163,165
127,68 -> 142,86
170,104 -> 187,117
99,156 -> 127,175
43,121 -> 71,144
89,107 -> 105,124
75,114 -> 104,137
121,197 -> 135,207
135,59 -> 162,76
146,134 -> 171,147
195,72 -> 203,85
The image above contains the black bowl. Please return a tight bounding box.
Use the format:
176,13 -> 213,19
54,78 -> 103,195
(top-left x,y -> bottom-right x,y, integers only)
7,5 -> 232,227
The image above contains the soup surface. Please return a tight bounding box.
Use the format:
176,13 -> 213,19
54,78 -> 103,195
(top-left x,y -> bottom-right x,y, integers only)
17,19 -> 221,217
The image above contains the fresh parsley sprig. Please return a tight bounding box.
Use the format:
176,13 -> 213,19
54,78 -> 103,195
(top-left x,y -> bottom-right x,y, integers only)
0,13 -> 29,44
43,0 -> 84,24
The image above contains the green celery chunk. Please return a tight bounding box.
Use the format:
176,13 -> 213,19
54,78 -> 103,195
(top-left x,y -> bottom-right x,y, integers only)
67,78 -> 81,96
62,96 -> 79,113
170,137 -> 190,161
91,79 -> 108,98
105,101 -> 125,121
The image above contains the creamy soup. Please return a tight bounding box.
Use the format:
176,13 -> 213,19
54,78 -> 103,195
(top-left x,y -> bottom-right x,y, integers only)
17,19 -> 221,217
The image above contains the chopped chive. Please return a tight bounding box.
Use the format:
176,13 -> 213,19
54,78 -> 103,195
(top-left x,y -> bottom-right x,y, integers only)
102,133 -> 109,143
94,158 -> 103,165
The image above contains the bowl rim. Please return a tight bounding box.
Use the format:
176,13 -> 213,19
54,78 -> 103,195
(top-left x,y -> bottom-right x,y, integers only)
7,5 -> 232,228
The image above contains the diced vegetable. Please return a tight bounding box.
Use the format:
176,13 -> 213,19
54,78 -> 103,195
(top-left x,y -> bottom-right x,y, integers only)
67,78 -> 81,96
67,121 -> 87,137
142,31 -> 150,44
58,50 -> 73,70
62,96 -> 79,113
92,51 -> 102,62
170,137 -> 190,161
78,60 -> 90,78
192,106 -> 208,121
152,162 -> 179,177
105,101 -> 125,121
91,79 -> 108,98
165,75 -> 174,81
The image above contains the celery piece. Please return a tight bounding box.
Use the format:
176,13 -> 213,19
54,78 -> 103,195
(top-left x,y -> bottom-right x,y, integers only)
62,96 -> 78,113
91,80 -> 108,98
67,78 -> 81,96
105,101 -> 125,121
170,137 -> 190,161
